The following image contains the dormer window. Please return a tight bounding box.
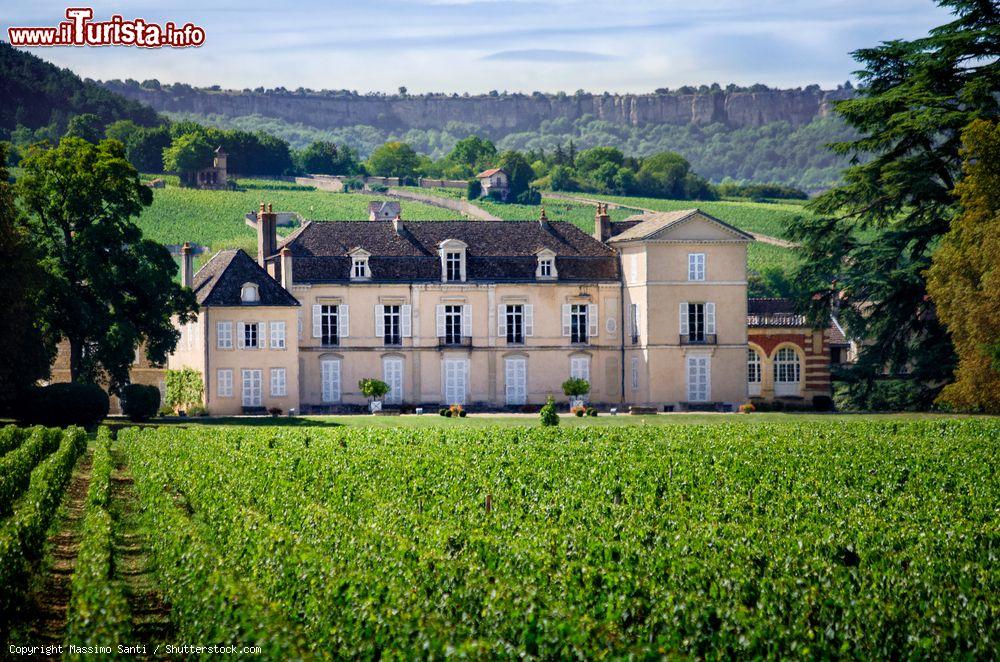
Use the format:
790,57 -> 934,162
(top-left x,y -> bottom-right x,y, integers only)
446,252 -> 462,281
240,283 -> 260,303
535,249 -> 557,280
438,239 -> 468,283
349,248 -> 371,280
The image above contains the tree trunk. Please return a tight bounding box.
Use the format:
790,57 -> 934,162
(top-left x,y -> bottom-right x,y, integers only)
68,336 -> 83,383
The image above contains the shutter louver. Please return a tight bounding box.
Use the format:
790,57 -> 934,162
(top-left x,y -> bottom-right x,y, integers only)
588,304 -> 598,338
312,304 -> 322,338
401,304 -> 412,337
436,305 -> 445,338
525,305 -> 534,337
338,305 -> 349,338
706,302 -> 716,335
680,303 -> 689,336
237,322 -> 245,349
497,305 -> 506,337
462,305 -> 471,337
375,304 -> 385,339
561,304 -> 571,336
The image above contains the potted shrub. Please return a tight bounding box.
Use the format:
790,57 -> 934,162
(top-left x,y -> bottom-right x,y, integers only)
449,404 -> 464,418
561,377 -> 590,410
359,378 -> 391,413
738,402 -> 756,414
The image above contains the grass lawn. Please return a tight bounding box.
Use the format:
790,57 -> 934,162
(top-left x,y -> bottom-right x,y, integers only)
109,411 -> 992,430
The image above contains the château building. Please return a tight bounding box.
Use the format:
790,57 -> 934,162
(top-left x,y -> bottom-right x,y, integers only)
166,204 -> 835,414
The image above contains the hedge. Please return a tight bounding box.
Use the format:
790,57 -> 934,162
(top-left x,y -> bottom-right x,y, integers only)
0,427 -> 87,616
65,428 -> 132,654
0,427 -> 61,515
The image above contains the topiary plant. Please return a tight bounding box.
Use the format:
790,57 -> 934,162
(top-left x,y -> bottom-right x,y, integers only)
120,383 -> 161,422
562,378 -> 590,398
539,397 -> 559,426
19,383 -> 110,428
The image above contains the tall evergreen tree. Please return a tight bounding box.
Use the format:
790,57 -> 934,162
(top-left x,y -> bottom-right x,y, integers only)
788,0 -> 999,408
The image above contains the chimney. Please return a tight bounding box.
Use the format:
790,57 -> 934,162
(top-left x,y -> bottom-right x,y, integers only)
594,203 -> 611,243
538,206 -> 550,230
280,246 -> 294,290
393,213 -> 404,236
256,202 -> 277,267
180,242 -> 194,288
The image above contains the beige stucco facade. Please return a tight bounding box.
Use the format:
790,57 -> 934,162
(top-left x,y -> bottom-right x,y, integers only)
614,215 -> 751,409
168,306 -> 300,416
166,209 -> 813,414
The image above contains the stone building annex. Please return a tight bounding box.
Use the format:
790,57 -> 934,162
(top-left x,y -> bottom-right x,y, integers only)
165,204 -> 838,414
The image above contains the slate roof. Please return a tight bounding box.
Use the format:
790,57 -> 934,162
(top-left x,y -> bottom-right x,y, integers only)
610,209 -> 754,243
747,298 -> 808,327
192,249 -> 299,307
272,220 -> 619,283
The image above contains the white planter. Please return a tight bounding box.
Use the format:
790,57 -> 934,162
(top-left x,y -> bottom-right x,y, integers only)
369,400 -> 383,413
569,397 -> 586,410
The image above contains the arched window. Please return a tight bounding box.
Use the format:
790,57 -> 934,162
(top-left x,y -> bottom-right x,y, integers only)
240,283 -> 260,303
773,347 -> 801,396
747,349 -> 762,396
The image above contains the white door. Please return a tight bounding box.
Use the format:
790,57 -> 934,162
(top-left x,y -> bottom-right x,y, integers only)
443,359 -> 468,405
241,369 -> 262,407
686,356 -> 710,402
321,359 -> 341,403
383,357 -> 403,405
570,356 -> 590,403
505,357 -> 527,406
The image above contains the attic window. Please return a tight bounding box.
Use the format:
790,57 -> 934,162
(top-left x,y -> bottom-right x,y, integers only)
438,239 -> 468,283
240,283 -> 260,304
352,257 -> 370,280
535,250 -> 557,280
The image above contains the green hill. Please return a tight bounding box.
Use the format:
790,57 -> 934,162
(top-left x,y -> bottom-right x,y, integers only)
0,42 -> 162,139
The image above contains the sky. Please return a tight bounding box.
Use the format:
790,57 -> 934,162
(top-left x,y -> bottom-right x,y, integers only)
4,1 -> 952,93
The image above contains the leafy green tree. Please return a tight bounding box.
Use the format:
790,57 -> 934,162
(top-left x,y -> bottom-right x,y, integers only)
16,138 -> 198,389
64,113 -> 104,143
163,132 -> 214,176
788,0 -> 1000,409
636,151 -> 691,198
104,119 -> 141,145
298,141 -> 360,175
496,150 -> 534,199
0,144 -> 53,414
548,165 -> 576,191
926,120 -> 1000,412
126,126 -> 172,173
575,146 -> 624,176
367,141 -> 421,178
447,136 -> 497,175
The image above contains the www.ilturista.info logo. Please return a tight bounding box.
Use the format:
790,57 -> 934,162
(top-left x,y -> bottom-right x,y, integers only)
7,8 -> 205,48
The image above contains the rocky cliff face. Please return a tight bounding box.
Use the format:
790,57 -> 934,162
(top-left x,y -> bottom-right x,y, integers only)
103,83 -> 853,133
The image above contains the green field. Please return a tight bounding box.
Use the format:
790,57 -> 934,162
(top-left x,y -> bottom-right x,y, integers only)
565,193 -> 814,239
136,184 -> 461,260
6,419 -> 994,657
